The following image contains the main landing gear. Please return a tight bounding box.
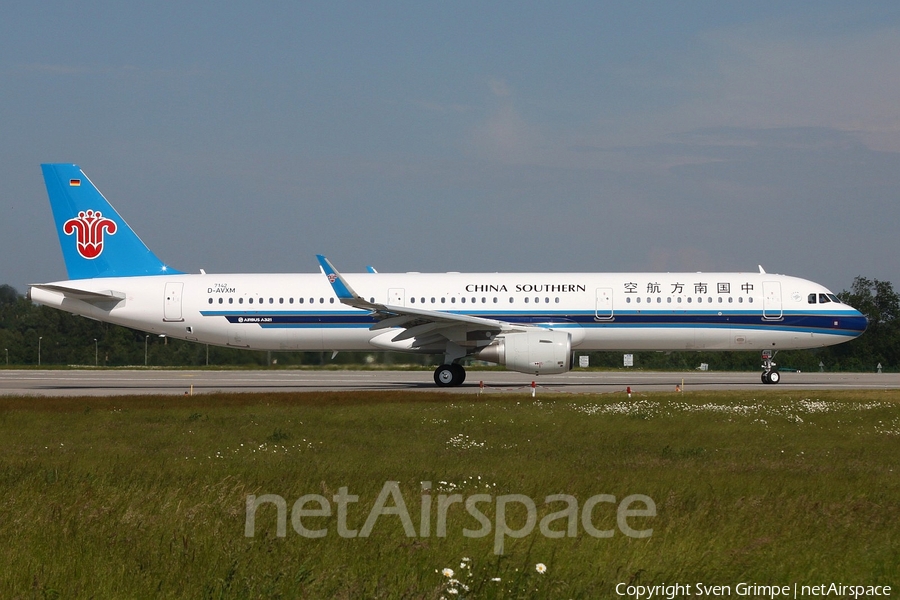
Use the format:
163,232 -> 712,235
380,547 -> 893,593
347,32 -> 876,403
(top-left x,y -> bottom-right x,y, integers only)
434,363 -> 466,387
434,341 -> 468,387
761,350 -> 780,384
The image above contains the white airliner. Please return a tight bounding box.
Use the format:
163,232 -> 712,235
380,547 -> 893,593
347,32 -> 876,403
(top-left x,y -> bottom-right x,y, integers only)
29,164 -> 867,386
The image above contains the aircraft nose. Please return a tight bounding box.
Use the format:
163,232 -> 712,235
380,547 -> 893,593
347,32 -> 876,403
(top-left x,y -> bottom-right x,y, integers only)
849,309 -> 868,336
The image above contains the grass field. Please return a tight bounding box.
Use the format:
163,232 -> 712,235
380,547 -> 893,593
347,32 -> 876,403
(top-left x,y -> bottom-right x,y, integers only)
0,389 -> 897,598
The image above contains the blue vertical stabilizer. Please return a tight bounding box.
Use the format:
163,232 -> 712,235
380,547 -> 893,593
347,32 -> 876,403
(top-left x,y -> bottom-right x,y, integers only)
41,163 -> 183,279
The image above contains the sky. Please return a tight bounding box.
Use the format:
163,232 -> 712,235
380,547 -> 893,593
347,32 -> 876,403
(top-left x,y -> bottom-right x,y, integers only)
2,2 -> 900,294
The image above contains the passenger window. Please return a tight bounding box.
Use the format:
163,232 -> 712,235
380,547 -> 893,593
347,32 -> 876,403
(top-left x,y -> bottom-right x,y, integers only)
218,298 -> 223,304
525,297 -> 530,303
460,297 -> 465,304
248,298 -> 254,304
410,297 -> 415,304
279,298 -> 284,304
239,298 -> 244,304
330,298 -> 334,304
208,298 -> 213,304
229,298 -> 233,304
299,298 -> 304,304
289,298 -> 294,304
739,297 -> 743,303
451,297 -> 456,304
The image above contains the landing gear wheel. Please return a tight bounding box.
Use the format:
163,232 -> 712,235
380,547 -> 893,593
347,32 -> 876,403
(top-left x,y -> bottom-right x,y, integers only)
434,365 -> 456,387
434,364 -> 466,387
760,350 -> 780,385
761,369 -> 781,384
450,363 -> 466,385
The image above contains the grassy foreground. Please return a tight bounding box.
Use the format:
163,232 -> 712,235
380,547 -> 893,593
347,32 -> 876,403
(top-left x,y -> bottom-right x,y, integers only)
0,389 -> 897,598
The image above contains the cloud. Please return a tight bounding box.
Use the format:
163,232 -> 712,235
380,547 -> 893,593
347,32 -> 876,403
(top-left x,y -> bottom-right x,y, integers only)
488,78 -> 512,98
470,79 -> 541,163
478,24 -> 900,189
17,63 -> 139,76
411,100 -> 472,114
673,25 -> 900,152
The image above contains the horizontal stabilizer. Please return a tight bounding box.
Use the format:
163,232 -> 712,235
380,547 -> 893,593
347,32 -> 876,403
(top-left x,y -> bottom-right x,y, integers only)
29,283 -> 125,302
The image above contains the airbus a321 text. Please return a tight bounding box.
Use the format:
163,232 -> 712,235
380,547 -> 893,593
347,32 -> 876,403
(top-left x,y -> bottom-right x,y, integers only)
29,164 -> 867,386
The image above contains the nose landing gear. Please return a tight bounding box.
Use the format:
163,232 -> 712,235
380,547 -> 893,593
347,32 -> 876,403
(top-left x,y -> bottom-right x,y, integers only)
761,350 -> 780,384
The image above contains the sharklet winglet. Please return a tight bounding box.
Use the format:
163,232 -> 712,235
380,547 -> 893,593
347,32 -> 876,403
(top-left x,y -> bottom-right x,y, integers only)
316,255 -> 363,303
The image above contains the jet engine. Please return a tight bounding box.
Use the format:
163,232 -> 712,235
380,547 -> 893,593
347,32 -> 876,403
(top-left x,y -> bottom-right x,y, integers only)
474,330 -> 573,375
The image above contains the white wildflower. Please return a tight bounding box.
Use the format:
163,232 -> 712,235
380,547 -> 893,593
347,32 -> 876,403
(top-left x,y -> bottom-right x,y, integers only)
535,562 -> 547,574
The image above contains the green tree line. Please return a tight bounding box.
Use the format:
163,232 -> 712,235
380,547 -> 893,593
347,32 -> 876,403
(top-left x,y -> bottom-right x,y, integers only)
0,277 -> 896,371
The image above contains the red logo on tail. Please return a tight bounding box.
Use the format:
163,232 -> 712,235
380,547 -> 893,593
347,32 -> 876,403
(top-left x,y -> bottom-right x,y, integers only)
63,210 -> 117,259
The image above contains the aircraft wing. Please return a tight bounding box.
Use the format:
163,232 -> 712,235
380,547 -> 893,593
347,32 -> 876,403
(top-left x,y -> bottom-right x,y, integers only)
316,255 -> 527,348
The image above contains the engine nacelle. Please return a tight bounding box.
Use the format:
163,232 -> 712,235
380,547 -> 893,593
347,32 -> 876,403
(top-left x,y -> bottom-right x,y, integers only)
474,330 -> 573,375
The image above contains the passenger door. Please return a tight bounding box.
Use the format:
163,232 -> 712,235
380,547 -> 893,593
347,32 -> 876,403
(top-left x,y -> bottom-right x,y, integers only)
762,281 -> 783,320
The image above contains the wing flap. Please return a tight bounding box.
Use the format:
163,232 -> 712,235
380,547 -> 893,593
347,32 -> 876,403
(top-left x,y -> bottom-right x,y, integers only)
391,321 -> 450,342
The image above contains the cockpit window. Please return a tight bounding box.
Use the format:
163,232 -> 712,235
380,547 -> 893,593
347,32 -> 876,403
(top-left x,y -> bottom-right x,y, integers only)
827,294 -> 841,303
808,294 -> 817,304
818,294 -> 831,304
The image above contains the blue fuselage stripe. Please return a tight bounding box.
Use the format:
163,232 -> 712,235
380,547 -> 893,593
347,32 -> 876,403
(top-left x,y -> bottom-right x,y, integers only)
198,310 -> 867,336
